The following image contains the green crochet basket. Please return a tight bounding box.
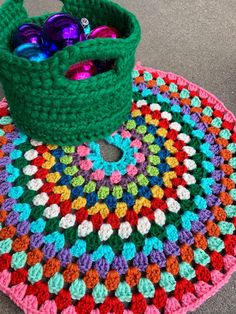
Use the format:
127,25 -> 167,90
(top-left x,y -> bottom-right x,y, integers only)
0,0 -> 141,145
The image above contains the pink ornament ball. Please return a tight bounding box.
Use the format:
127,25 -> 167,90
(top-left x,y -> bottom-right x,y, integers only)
65,61 -> 97,80
88,25 -> 120,39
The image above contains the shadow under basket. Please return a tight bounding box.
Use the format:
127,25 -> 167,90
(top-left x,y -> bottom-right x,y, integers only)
0,0 -> 141,145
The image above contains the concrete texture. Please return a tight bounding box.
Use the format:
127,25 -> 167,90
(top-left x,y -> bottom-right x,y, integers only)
0,0 -> 235,313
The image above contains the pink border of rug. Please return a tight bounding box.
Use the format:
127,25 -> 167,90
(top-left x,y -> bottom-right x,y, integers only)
0,63 -> 235,314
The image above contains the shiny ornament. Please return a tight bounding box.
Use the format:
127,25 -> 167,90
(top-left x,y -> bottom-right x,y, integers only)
80,17 -> 91,37
94,59 -> 114,73
65,61 -> 97,80
42,38 -> 58,57
12,23 -> 43,50
14,43 -> 49,62
88,25 -> 120,39
43,13 -> 84,49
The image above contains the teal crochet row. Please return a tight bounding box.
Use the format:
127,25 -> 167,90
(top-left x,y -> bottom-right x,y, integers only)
0,0 -> 141,145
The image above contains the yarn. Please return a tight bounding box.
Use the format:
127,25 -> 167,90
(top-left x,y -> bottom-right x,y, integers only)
0,64 -> 236,314
0,0 -> 141,145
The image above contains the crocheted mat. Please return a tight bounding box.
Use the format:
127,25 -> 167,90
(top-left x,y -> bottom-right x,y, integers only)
0,64 -> 236,314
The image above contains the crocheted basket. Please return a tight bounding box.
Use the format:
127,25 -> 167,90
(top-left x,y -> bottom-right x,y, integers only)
0,0 -> 141,146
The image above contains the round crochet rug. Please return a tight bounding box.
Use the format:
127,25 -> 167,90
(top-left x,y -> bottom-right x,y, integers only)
0,64 -> 236,314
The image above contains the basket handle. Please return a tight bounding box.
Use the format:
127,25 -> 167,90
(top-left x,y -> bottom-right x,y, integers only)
5,0 -> 26,13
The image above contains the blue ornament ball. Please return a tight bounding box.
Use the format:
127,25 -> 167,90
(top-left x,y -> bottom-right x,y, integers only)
14,43 -> 49,62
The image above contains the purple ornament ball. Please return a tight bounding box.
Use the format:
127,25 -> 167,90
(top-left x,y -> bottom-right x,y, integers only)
65,61 -> 97,80
12,23 -> 43,50
43,13 -> 84,49
88,25 -> 120,39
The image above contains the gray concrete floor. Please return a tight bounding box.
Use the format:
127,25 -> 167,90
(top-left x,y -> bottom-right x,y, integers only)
0,0 -> 235,313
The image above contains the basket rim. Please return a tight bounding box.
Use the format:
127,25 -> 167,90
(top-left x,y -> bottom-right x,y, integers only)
0,0 -> 141,70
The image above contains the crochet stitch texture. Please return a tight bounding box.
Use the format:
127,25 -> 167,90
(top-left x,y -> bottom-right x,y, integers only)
0,0 -> 141,145
0,64 -> 236,314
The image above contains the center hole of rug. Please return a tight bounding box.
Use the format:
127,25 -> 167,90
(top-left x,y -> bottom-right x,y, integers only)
98,140 -> 123,162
